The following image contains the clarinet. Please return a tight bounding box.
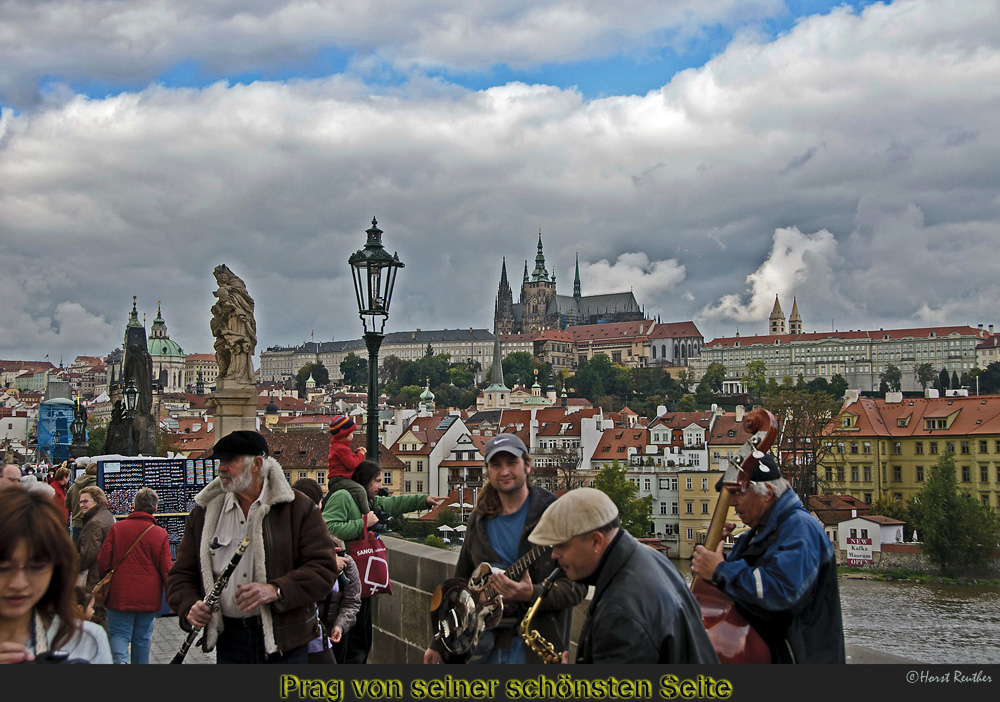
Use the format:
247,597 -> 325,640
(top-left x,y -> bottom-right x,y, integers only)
170,536 -> 251,664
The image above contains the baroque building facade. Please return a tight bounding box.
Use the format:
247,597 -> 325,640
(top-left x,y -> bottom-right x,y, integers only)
691,296 -> 992,393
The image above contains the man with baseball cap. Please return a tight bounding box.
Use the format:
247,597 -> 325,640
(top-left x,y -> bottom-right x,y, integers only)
691,453 -> 844,663
167,430 -> 338,663
529,487 -> 718,664
424,433 -> 585,664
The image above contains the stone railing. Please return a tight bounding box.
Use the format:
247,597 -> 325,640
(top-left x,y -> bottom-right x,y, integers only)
369,537 -> 591,664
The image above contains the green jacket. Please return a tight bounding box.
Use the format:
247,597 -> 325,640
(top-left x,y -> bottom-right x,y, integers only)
323,489 -> 429,542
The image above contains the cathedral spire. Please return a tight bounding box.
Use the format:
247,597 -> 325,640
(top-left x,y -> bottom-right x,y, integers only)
531,230 -> 550,282
573,253 -> 581,300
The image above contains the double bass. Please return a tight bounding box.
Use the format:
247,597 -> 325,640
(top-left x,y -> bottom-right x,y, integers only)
690,407 -> 778,664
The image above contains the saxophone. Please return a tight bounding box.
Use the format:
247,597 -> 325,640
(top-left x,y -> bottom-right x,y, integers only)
519,567 -> 563,664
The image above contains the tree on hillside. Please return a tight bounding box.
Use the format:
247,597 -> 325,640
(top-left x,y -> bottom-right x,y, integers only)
951,371 -> 961,390
762,387 -> 844,502
879,364 -> 902,393
339,352 -> 367,388
915,363 -> 936,391
295,362 -> 329,397
676,394 -> 698,412
676,369 -> 694,393
829,374 -> 849,400
571,354 -> 616,401
978,362 -> 1000,394
742,360 -> 767,405
911,449 -> 1000,577
699,363 -> 726,394
593,460 -> 653,538
936,368 -> 950,391
501,351 -> 536,389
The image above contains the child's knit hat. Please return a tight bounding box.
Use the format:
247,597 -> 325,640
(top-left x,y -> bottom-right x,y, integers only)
329,414 -> 357,438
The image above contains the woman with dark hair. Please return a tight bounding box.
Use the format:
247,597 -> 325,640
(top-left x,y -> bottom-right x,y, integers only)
97,487 -> 172,664
0,489 -> 112,663
322,460 -> 444,663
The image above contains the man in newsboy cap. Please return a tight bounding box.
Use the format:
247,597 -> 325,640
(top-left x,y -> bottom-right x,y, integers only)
167,431 -> 337,663
529,487 -> 718,664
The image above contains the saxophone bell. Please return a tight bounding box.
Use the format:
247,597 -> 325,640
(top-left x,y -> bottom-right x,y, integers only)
519,567 -> 564,664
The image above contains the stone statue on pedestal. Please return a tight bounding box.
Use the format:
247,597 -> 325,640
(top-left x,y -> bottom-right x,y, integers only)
206,265 -> 259,437
210,264 -> 257,385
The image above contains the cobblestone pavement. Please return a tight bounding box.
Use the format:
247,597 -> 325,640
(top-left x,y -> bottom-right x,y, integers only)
149,614 -> 215,664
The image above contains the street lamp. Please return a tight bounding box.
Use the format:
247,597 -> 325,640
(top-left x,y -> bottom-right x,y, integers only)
124,379 -> 140,456
53,429 -> 63,464
349,217 -> 404,462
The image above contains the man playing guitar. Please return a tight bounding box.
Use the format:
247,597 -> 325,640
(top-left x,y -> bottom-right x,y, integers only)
423,434 -> 585,664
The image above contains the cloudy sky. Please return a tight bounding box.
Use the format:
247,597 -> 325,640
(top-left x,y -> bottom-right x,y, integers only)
1,0 -> 998,367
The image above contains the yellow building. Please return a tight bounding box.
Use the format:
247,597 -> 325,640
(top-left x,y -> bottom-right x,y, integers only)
820,394 -> 1000,509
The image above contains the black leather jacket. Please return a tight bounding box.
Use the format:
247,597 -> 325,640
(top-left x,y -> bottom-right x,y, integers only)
577,530 -> 719,664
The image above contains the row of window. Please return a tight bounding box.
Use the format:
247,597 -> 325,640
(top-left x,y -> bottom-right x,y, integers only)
827,464 -> 1000,484
632,476 -> 711,492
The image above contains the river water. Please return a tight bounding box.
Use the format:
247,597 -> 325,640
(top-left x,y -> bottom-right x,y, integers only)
838,577 -> 1000,664
670,559 -> 1000,664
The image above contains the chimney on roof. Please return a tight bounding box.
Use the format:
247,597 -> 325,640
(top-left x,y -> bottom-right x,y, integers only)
843,389 -> 860,406
735,405 -> 744,423
990,324 -> 995,336
925,388 -> 939,399
851,509 -> 857,519
885,391 -> 903,404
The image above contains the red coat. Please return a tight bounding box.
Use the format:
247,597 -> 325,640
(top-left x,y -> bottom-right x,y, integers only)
327,437 -> 364,479
51,480 -> 69,526
97,512 -> 172,612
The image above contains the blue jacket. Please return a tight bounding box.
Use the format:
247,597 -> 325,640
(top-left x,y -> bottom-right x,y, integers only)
713,489 -> 845,663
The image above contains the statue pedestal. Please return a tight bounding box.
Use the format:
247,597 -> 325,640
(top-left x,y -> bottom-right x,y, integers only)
207,380 -> 258,439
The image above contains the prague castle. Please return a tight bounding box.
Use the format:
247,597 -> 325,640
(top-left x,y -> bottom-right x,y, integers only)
494,233 -> 643,334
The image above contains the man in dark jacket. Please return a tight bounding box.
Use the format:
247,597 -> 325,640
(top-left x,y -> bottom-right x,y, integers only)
167,431 -> 338,664
424,434 -> 586,664
531,487 -> 719,664
691,453 -> 845,663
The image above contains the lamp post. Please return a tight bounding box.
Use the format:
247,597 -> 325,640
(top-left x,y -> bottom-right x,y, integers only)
349,218 -> 404,462
52,429 -> 63,464
70,398 -> 87,459
123,379 -> 140,456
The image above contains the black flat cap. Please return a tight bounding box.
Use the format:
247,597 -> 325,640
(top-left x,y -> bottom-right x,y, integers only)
206,430 -> 269,460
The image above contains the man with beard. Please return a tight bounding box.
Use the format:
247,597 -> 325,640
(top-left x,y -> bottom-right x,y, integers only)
423,434 -> 585,664
167,431 -> 337,663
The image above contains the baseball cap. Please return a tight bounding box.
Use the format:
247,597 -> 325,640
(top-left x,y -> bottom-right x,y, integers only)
206,430 -> 270,460
528,488 -> 619,546
483,434 -> 528,463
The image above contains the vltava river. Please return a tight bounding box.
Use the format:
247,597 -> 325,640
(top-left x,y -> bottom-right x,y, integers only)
838,577 -> 1000,664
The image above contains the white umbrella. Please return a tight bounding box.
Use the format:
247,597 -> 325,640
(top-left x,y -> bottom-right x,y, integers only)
437,524 -> 455,532
454,524 -> 467,532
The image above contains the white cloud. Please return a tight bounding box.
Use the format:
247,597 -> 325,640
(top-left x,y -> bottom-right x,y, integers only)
698,226 -> 842,324
579,252 -> 686,304
0,0 -> 783,107
0,0 -> 998,359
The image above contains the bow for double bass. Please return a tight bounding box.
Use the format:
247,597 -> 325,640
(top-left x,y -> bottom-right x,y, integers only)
691,407 -> 778,664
